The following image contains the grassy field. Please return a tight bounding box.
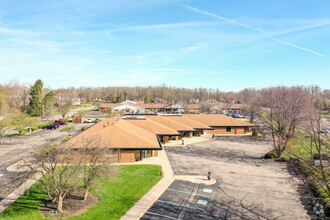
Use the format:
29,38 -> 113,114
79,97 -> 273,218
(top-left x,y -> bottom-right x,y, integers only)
0,165 -> 162,220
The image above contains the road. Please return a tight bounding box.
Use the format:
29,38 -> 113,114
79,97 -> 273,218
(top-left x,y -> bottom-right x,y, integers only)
0,123 -> 92,202
44,105 -> 97,121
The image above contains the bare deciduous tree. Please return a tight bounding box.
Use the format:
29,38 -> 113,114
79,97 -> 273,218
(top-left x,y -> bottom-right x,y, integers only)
75,137 -> 117,200
23,136 -> 116,213
260,86 -> 310,157
23,144 -> 82,213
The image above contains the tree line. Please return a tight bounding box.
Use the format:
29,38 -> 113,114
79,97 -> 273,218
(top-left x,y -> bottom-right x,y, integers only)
0,80 -> 329,115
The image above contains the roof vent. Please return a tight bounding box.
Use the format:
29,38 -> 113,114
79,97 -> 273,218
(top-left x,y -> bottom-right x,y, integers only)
122,116 -> 146,120
159,113 -> 182,116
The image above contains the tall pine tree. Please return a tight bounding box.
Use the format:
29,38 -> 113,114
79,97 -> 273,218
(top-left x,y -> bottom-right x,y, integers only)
116,94 -> 124,103
27,79 -> 43,117
144,94 -> 151,104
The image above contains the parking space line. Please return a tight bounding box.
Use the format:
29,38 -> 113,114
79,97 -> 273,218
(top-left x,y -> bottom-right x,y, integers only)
145,211 -> 178,219
157,200 -> 205,211
203,188 -> 212,193
167,188 -> 210,198
197,199 -> 208,205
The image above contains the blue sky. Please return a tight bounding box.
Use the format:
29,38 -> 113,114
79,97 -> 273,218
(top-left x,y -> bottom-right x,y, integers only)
0,0 -> 329,91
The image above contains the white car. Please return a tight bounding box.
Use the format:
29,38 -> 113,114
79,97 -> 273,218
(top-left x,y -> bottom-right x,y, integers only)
85,118 -> 93,123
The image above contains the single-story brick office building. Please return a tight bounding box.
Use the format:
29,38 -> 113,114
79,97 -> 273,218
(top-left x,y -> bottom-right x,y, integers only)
183,114 -> 254,134
62,114 -> 254,163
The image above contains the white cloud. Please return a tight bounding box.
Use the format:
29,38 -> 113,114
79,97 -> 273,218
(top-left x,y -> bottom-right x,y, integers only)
181,4 -> 325,56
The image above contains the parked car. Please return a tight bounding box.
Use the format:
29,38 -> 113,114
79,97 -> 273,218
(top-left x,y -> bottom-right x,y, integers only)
85,118 -> 93,123
43,123 -> 59,130
54,120 -> 67,125
95,118 -> 101,123
320,127 -> 328,134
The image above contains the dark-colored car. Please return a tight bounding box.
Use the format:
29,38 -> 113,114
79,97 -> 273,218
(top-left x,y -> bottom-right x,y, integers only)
320,127 -> 329,134
43,123 -> 59,130
95,118 -> 101,123
54,120 -> 67,125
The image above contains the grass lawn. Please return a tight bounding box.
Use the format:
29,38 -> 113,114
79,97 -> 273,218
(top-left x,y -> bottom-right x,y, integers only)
7,128 -> 30,136
72,104 -> 92,109
0,165 -> 162,220
71,108 -> 98,118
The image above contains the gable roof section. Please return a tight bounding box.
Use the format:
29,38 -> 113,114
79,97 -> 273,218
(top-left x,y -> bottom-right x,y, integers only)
62,116 -> 161,150
147,115 -> 195,131
162,115 -> 212,130
182,114 -> 254,127
125,118 -> 180,135
112,103 -> 145,110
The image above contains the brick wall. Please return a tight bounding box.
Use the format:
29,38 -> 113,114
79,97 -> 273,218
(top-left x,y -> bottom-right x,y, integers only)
120,150 -> 136,163
206,126 -> 248,135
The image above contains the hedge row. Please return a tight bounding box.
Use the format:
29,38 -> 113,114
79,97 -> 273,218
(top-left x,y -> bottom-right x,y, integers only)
81,126 -> 89,131
37,122 -> 53,129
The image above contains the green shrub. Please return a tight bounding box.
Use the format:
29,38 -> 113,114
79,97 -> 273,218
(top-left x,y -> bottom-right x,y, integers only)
37,122 -> 53,129
62,136 -> 71,142
264,149 -> 277,159
30,126 -> 38,131
252,128 -> 259,137
81,126 -> 89,131
279,155 -> 290,162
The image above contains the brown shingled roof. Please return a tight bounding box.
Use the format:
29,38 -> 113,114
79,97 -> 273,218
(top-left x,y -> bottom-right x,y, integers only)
125,118 -> 180,135
62,116 -> 161,150
162,115 -> 212,130
182,114 -> 254,127
99,103 -> 121,108
147,115 -> 195,131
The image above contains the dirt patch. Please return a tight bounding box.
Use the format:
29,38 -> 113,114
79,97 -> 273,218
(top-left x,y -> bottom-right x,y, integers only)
39,188 -> 99,219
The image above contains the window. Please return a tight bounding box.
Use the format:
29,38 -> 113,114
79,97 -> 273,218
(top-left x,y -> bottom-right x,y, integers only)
226,127 -> 231,132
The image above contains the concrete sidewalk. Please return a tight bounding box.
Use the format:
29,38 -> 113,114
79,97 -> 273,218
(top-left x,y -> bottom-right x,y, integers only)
174,175 -> 216,185
163,135 -> 212,147
0,173 -> 41,213
120,148 -> 175,220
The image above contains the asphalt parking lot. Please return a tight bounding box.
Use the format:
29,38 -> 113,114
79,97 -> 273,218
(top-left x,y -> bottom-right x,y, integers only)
143,136 -> 311,219
0,123 -> 91,202
142,180 -> 226,219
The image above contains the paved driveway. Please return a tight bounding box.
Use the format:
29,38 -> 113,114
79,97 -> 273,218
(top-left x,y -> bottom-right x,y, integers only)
0,123 -> 92,202
143,136 -> 311,219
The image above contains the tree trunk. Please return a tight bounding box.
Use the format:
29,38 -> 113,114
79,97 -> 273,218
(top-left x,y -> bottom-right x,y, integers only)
56,195 -> 64,213
84,187 -> 89,200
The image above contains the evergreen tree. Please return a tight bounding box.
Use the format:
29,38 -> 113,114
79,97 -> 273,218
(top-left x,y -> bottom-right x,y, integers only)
323,98 -> 328,110
27,79 -> 43,117
124,91 -> 127,101
43,91 -> 56,118
144,94 -> 151,104
116,94 -> 124,103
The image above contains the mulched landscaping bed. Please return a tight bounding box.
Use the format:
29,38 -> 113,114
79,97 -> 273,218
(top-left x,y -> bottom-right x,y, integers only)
39,187 -> 99,219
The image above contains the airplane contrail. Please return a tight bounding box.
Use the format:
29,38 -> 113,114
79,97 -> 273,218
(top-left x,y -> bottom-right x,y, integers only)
181,4 -> 324,56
